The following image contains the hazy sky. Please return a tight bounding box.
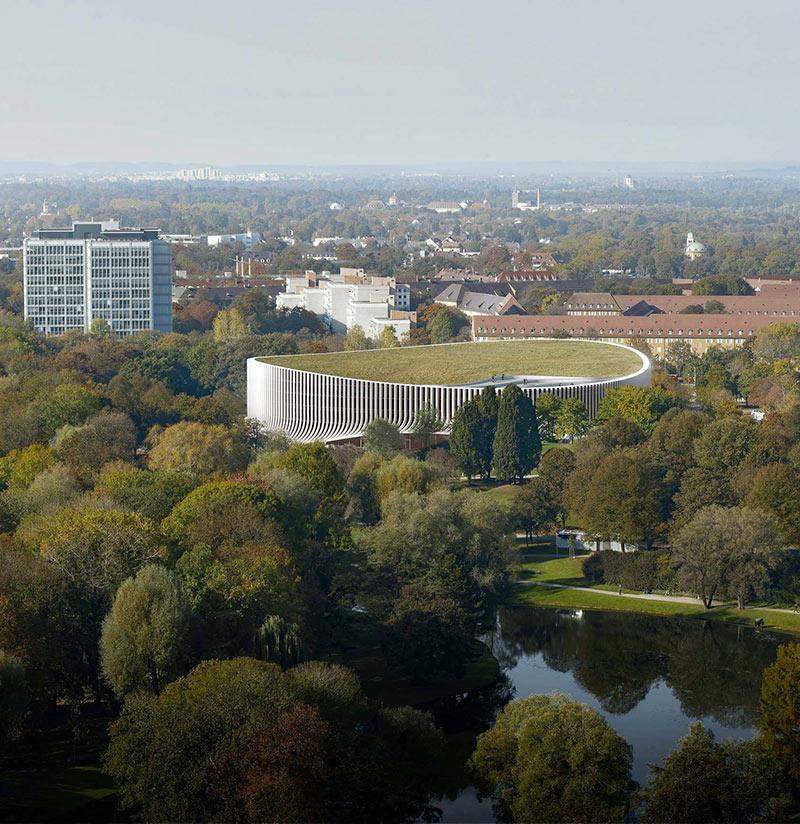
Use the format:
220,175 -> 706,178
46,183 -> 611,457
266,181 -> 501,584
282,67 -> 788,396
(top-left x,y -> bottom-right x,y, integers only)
5,0 -> 800,166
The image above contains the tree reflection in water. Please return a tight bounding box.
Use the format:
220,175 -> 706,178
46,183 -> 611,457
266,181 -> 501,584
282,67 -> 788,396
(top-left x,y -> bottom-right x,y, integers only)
432,607 -> 784,822
494,607 -> 781,726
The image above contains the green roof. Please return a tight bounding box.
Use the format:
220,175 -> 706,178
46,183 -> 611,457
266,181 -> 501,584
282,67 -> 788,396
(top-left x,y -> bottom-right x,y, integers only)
258,340 -> 643,385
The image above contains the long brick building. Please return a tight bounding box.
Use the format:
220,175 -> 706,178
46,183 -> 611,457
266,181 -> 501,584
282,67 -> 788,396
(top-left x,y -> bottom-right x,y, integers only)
471,313 -> 791,356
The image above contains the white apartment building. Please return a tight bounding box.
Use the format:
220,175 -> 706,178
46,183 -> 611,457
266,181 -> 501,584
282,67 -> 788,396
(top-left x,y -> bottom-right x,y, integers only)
24,222 -> 172,336
276,271 -> 408,339
368,316 -> 411,339
207,231 -> 262,250
177,166 -> 222,180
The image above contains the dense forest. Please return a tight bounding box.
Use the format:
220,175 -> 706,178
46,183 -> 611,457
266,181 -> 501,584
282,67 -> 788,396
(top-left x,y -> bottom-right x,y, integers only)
0,298 -> 800,819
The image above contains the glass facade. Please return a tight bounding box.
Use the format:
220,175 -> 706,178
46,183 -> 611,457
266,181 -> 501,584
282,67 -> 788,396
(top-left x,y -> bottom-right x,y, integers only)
24,233 -> 171,336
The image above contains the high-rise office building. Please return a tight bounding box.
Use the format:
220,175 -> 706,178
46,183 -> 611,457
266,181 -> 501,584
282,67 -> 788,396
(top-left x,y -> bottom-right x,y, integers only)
24,221 -> 172,336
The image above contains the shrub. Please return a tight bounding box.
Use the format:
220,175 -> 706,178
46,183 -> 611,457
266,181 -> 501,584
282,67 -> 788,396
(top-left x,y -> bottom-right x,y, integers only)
582,553 -> 604,582
585,550 -> 674,591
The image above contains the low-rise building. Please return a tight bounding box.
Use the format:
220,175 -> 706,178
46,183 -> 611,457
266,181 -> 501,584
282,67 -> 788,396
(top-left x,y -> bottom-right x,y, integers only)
207,231 -> 261,249
426,201 -> 463,214
276,270 -> 407,338
435,284 -> 527,317
471,313 -> 790,356
564,291 -> 800,318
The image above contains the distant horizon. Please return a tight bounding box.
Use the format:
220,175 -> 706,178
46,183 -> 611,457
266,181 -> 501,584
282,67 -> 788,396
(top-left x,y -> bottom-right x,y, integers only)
4,159 -> 800,176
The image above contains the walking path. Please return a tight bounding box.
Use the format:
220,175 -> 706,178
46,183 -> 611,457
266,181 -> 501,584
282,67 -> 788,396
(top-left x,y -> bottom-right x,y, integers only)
520,579 -> 800,615
519,579 -> 724,606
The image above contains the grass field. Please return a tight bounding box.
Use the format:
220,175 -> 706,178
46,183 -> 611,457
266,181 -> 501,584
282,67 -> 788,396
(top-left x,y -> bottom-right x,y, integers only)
516,554 -> 800,634
0,715 -> 116,823
259,339 -> 642,385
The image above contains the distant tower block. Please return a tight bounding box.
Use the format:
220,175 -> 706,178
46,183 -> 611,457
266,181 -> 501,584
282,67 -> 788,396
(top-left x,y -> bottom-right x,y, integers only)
512,190 -> 520,208
624,175 -> 635,189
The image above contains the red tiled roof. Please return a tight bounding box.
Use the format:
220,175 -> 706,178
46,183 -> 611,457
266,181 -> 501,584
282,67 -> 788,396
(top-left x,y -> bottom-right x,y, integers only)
472,313 -> 795,340
565,292 -> 800,315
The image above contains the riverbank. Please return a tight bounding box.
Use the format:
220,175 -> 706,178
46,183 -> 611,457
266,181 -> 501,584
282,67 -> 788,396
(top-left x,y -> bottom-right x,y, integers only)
516,553 -> 800,635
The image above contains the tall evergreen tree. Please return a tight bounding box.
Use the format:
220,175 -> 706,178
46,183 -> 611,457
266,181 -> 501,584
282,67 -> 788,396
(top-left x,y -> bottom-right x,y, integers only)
449,398 -> 483,482
411,403 -> 444,453
478,386 -> 499,478
492,385 -> 541,483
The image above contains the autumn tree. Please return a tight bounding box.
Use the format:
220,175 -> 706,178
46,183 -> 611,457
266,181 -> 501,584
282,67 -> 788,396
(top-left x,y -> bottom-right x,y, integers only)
692,416 -> 755,482
512,478 -> 559,544
54,409 -> 138,471
358,488 -> 511,623
147,421 -> 251,478
469,693 -> 632,823
597,385 -> 678,435
379,325 -> 399,348
744,463 -> 800,546
428,308 -> 468,343
640,724 -> 771,824
105,658 -> 312,822
106,657 -> 444,823
374,454 -> 441,505
17,506 -> 164,690
409,402 -> 443,453
95,464 -> 196,524
671,505 -> 777,608
362,417 -> 404,457
571,448 -> 665,550
536,447 -> 577,525
534,392 -> 560,442
161,479 -> 283,553
554,396 -> 588,441
100,565 -> 191,697
760,642 -> 800,785
212,307 -> 251,342
344,325 -> 371,351
274,441 -> 344,497
383,581 -> 474,681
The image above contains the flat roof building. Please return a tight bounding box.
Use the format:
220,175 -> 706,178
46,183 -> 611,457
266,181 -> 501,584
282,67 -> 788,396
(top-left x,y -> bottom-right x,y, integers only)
24,221 -> 171,336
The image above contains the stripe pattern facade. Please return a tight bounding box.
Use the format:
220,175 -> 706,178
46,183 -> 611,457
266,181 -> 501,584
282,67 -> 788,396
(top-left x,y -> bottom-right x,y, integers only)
247,341 -> 651,443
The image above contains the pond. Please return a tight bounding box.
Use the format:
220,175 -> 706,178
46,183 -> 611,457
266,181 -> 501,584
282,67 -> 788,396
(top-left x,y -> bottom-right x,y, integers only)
429,606 -> 784,823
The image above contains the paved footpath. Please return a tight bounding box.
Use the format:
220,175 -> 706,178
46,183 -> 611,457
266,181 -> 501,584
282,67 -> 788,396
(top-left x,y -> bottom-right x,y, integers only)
520,579 -> 800,615
519,579 -> 724,606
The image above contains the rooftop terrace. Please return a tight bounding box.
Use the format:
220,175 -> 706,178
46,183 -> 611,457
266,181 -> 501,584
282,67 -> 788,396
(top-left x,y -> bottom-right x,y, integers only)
258,339 -> 643,385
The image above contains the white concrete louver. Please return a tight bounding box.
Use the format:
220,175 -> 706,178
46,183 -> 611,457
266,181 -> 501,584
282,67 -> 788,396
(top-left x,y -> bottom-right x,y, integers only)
246,340 -> 652,444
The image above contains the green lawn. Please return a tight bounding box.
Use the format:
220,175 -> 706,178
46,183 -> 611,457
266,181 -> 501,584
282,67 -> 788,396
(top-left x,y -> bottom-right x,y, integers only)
0,715 -> 117,823
259,339 -> 642,385
0,765 -> 116,823
516,555 -> 800,635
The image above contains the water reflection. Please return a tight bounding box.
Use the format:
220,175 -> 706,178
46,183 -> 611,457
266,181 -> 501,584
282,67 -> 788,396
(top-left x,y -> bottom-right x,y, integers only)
493,607 -> 780,727
431,606 -> 783,822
